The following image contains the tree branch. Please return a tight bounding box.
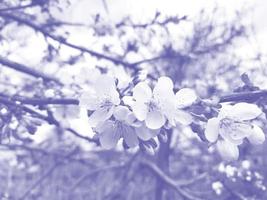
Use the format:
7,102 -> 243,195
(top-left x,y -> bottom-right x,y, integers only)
0,57 -> 61,84
6,90 -> 267,107
219,90 -> 267,103
0,96 -> 98,144
141,159 -> 206,200
0,3 -> 38,12
11,96 -> 79,106
0,13 -> 132,68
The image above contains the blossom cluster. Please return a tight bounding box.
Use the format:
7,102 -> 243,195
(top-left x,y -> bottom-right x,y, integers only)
78,74 -> 266,161
205,103 -> 265,161
79,75 -> 197,148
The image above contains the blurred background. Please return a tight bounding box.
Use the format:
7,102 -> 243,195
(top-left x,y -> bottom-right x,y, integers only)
0,0 -> 267,199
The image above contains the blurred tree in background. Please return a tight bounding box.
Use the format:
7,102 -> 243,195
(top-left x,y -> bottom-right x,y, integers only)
0,0 -> 267,200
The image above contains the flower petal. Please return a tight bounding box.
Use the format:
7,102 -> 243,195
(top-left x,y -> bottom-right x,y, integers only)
153,77 -> 175,102
176,88 -> 198,108
145,110 -> 166,129
99,121 -> 120,149
217,140 -> 239,161
131,101 -> 148,121
113,106 -> 131,121
247,125 -> 265,145
220,122 -> 251,145
135,125 -> 159,141
205,117 -> 220,142
122,96 -> 135,107
94,74 -> 116,95
123,126 -> 139,148
125,112 -> 142,127
110,89 -> 120,105
153,76 -> 174,94
218,104 -> 232,119
222,103 -> 262,121
174,109 -> 193,126
133,82 -> 152,102
79,90 -> 100,110
88,106 -> 114,127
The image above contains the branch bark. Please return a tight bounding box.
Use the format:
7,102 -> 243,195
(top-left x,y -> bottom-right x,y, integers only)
0,57 -> 61,84
5,89 -> 267,107
219,90 -> 267,103
0,96 -> 98,144
0,3 -> 38,12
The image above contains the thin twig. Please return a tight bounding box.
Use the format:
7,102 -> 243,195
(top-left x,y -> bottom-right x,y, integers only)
0,13 -> 132,68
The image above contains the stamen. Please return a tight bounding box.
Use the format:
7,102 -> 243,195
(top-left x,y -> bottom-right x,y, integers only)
100,99 -> 113,109
219,118 -> 252,139
146,99 -> 160,112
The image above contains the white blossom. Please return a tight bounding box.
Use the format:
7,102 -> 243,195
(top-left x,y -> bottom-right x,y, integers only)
97,106 -> 140,149
128,76 -> 197,130
79,74 -> 120,127
205,103 -> 265,161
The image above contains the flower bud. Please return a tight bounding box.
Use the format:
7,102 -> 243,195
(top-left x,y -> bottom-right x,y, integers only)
158,129 -> 168,143
26,124 -> 38,135
144,138 -> 158,149
139,143 -> 155,156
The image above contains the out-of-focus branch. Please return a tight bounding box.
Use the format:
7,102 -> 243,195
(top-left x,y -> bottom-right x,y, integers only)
0,143 -> 92,165
11,96 -> 79,106
219,90 -> 267,103
70,163 -> 125,191
5,90 -> 267,107
0,3 -> 38,12
0,57 -> 61,84
0,96 -> 98,143
0,13 -> 133,68
141,159 -> 205,200
18,148 -> 79,200
141,159 -> 207,187
116,14 -> 187,29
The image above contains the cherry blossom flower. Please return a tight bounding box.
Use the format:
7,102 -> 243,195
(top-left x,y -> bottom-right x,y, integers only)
79,74 -> 120,127
205,103 -> 265,161
97,106 -> 140,149
128,76 -> 197,130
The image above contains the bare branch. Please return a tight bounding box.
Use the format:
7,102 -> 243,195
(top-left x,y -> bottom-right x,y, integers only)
12,97 -> 79,106
0,3 -> 38,12
0,56 -> 61,84
0,13 -> 132,68
219,90 -> 267,103
6,89 -> 267,108
0,95 -> 98,143
141,159 -> 206,200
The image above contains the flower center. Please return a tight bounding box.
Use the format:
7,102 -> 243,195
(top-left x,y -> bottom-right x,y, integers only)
100,99 -> 113,109
147,99 -> 160,112
114,120 -> 129,137
219,118 -> 252,140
